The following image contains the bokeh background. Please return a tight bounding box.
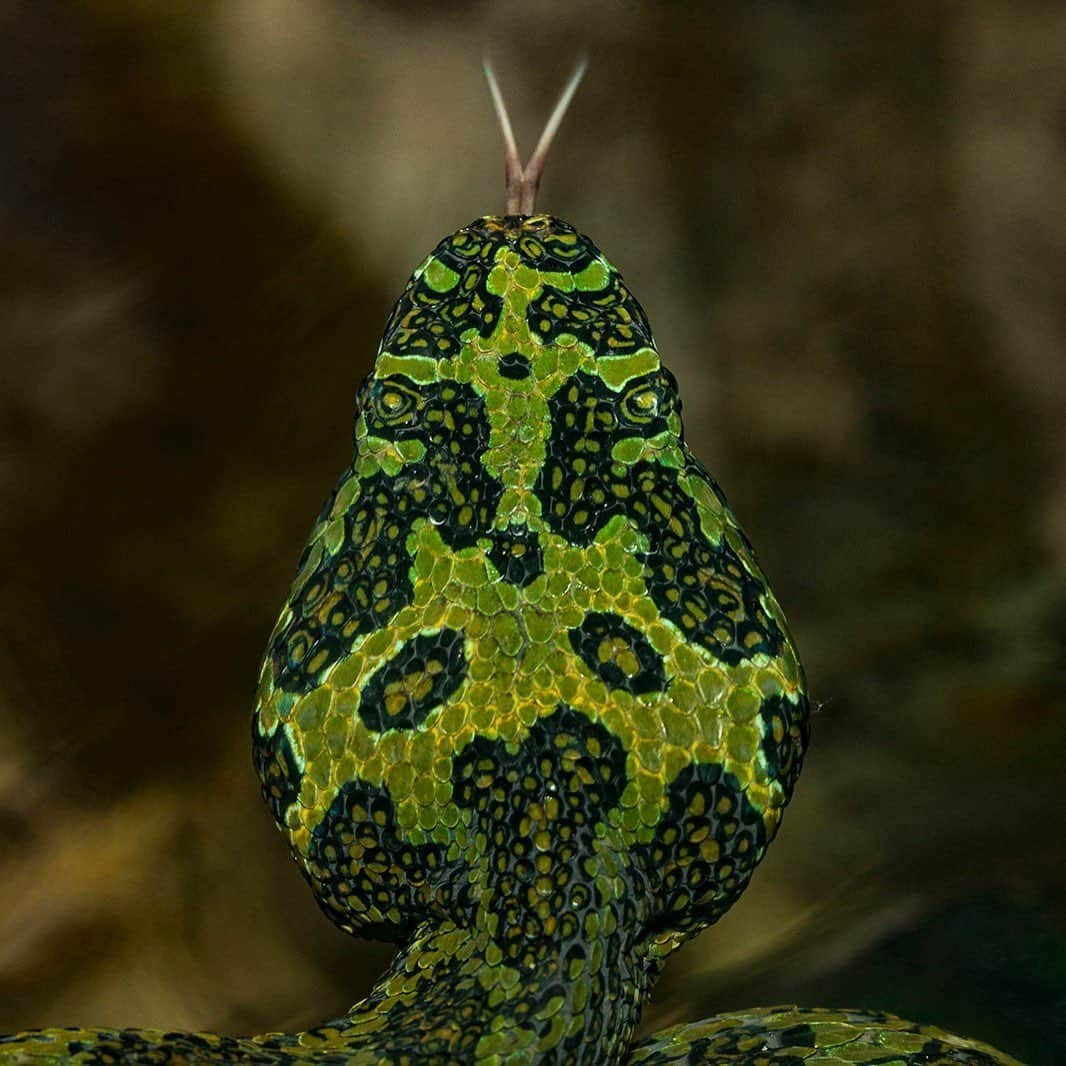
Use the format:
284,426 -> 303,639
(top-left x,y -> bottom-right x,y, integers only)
1,2 -> 1064,1062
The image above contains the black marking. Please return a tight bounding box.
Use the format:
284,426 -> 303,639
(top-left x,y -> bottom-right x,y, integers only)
497,352 -> 532,380
639,461 -> 785,666
251,723 -> 301,827
270,378 -> 502,694
269,469 -> 417,694
307,777 -> 451,941
381,230 -> 503,357
451,703 -> 630,966
569,611 -> 666,695
528,269 -> 653,356
378,216 -> 609,360
758,692 -> 808,798
467,214 -> 599,273
358,629 -> 467,732
534,371 -> 786,666
532,370 -> 679,544
511,221 -> 598,273
485,526 -> 544,588
636,762 -> 768,939
449,703 -> 648,1056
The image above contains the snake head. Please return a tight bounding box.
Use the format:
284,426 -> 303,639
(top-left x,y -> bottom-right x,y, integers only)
253,215 -> 808,979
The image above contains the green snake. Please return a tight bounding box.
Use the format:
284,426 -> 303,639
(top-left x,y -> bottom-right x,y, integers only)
1,67 -> 1019,1066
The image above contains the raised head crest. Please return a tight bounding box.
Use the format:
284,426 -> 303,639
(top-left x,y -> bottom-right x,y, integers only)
483,56 -> 588,216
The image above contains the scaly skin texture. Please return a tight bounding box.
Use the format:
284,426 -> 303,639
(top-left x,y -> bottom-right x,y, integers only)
0,216 -> 1019,1065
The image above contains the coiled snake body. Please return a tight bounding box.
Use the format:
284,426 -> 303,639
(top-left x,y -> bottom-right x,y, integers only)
0,70 -> 1019,1066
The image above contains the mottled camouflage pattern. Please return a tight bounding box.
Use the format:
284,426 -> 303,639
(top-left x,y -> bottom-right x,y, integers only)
0,218 -> 1016,1065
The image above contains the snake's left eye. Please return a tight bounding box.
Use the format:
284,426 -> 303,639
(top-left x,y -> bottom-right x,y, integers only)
630,389 -> 659,415
368,378 -> 420,426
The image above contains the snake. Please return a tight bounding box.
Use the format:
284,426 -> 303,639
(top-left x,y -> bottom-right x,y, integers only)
1,64 -> 1019,1066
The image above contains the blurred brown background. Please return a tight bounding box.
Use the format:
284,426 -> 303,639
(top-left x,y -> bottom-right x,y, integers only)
1,2 -> 1064,1062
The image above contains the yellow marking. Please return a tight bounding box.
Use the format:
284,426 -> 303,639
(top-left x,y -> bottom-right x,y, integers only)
597,348 -> 660,389
375,353 -> 439,382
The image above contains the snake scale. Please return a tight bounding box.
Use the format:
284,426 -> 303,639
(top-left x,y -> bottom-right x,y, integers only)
1,66 -> 1019,1066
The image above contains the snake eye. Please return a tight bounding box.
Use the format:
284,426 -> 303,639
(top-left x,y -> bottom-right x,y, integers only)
620,378 -> 670,425
368,378 -> 420,427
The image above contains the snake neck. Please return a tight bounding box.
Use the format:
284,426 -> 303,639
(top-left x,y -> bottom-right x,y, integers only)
328,916 -> 664,1064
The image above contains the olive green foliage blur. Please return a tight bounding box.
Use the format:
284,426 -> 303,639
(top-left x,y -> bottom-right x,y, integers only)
0,2 -> 1063,1063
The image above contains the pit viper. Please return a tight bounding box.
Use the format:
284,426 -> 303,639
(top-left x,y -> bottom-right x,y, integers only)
1,64 -> 1019,1066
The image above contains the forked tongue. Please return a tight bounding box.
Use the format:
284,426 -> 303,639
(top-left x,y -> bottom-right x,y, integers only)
483,56 -> 588,215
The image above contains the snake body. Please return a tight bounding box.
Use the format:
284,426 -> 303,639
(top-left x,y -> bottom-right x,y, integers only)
1,216 -> 1018,1064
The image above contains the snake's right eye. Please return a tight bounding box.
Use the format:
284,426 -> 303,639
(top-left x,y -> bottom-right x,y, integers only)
620,378 -> 669,427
